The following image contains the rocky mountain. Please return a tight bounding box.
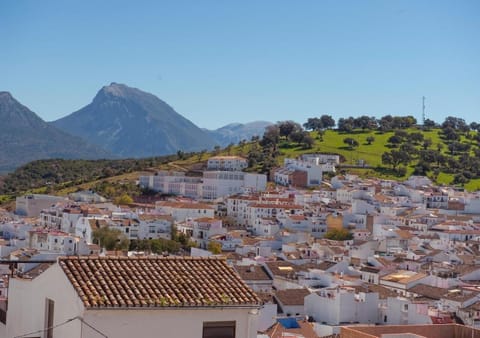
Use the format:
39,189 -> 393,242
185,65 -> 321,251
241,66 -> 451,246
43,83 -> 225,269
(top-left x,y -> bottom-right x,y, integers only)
52,83 -> 217,158
207,121 -> 272,146
0,92 -> 111,173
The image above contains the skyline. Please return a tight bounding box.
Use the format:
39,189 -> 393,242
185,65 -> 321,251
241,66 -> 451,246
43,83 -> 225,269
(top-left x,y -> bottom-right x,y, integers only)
1,0 -> 479,129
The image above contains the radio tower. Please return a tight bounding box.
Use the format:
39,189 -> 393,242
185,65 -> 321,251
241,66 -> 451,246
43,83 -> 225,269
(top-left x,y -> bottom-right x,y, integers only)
422,96 -> 426,125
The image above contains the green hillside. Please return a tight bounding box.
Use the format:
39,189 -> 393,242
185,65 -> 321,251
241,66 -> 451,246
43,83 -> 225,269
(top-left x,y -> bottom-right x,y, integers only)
2,119 -> 480,206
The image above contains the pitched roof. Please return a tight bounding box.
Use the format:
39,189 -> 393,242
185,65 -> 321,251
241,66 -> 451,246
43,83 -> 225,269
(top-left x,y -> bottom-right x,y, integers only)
59,256 -> 260,309
274,288 -> 310,306
235,265 -> 273,281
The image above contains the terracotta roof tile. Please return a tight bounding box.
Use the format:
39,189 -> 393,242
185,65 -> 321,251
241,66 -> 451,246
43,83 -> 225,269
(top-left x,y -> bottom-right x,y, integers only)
59,256 -> 260,309
235,265 -> 273,281
274,288 -> 310,306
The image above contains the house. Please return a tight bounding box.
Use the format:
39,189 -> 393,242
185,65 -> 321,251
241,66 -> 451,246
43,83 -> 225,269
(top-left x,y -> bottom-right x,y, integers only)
305,285 -> 379,325
380,270 -> 429,296
15,194 -> 67,217
155,201 -> 215,221
235,264 -> 274,293
274,288 -> 310,317
5,256 -> 261,338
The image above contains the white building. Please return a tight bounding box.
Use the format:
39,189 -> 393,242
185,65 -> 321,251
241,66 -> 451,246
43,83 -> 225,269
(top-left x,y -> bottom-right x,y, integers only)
207,156 -> 248,171
15,194 -> 67,217
4,256 -> 260,338
140,170 -> 266,200
305,286 -> 379,325
155,201 -> 215,222
282,158 -> 323,186
203,171 -> 266,200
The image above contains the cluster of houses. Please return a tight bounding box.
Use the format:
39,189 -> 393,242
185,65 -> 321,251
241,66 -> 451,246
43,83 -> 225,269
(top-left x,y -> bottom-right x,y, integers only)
3,154 -> 480,337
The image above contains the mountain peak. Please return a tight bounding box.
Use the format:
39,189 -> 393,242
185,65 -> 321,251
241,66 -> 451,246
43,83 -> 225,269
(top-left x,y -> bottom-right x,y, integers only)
53,84 -> 216,158
98,82 -> 131,98
0,91 -> 14,101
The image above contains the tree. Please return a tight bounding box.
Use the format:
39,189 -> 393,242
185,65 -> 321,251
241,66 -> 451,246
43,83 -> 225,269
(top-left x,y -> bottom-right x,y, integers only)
382,150 -> 411,170
343,137 -> 359,149
378,115 -> 394,132
409,132 -> 424,145
324,228 -> 353,241
470,122 -> 480,132
320,114 -> 336,129
422,138 -> 432,150
424,118 -> 437,129
366,136 -> 375,145
442,116 -> 469,133
354,115 -> 377,131
115,193 -> 133,205
303,114 -> 335,131
207,241 -> 222,254
262,125 -> 280,147
290,130 -> 306,144
442,127 -> 459,141
93,227 -> 129,251
278,121 -> 302,139
302,134 -> 315,149
337,117 -> 355,133
387,135 -> 403,147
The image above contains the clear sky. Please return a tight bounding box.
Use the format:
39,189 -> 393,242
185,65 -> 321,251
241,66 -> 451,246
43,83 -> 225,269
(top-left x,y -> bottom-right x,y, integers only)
1,0 -> 479,129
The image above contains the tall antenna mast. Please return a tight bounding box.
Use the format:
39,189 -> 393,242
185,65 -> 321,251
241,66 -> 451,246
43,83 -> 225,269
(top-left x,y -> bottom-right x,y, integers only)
422,96 -> 426,125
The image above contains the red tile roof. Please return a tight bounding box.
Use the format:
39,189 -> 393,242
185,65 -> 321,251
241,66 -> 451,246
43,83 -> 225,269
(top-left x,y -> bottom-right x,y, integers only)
59,256 -> 260,309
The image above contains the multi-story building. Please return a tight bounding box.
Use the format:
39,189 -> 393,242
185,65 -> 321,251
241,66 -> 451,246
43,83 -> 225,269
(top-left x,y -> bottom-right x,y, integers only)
15,194 -> 67,217
207,156 -> 248,171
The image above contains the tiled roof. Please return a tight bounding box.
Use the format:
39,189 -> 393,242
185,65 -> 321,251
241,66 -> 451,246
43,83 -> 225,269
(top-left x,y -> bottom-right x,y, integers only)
274,288 -> 310,306
408,284 -> 447,300
235,265 -> 273,281
59,256 -> 260,309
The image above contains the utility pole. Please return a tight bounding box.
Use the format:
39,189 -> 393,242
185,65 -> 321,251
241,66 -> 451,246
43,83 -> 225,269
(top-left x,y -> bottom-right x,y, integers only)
422,96 -> 426,125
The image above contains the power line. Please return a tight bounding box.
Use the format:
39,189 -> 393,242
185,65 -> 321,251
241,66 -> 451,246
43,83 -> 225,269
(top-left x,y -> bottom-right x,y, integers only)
14,316 -> 108,338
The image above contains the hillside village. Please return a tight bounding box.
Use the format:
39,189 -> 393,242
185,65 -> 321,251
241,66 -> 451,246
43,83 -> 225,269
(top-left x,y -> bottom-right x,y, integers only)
3,154 -> 480,337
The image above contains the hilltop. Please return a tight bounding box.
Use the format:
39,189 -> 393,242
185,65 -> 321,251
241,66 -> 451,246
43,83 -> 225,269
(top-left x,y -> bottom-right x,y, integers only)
52,83 -> 217,158
0,92 -> 112,173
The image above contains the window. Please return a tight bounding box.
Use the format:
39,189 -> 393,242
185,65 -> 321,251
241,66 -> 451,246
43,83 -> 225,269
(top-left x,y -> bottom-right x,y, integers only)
45,298 -> 54,338
203,321 -> 235,338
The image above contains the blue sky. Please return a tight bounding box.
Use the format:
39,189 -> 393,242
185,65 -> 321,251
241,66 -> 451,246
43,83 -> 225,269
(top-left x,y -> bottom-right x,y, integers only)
1,0 -> 479,129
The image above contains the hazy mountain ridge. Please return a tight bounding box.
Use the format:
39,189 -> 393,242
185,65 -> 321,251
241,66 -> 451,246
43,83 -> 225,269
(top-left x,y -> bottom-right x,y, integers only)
52,83 -> 217,158
206,121 -> 272,146
0,92 -> 111,173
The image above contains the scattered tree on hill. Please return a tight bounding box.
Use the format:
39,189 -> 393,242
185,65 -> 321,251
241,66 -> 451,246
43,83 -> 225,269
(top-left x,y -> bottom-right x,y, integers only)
422,138 -> 432,150
441,127 -> 460,141
409,132 -> 424,145
366,136 -> 375,145
423,118 -> 437,129
382,150 -> 411,170
324,228 -> 353,241
387,135 -> 403,147
337,117 -> 355,133
303,114 -> 335,131
278,121 -> 303,140
470,122 -> 480,132
442,116 -> 469,133
262,125 -> 280,147
343,137 -> 359,149
354,115 -> 378,131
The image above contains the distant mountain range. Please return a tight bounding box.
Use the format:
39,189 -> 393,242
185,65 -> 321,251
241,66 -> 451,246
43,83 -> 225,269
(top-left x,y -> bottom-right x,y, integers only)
0,83 -> 271,173
0,92 -> 111,173
206,121 -> 272,146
